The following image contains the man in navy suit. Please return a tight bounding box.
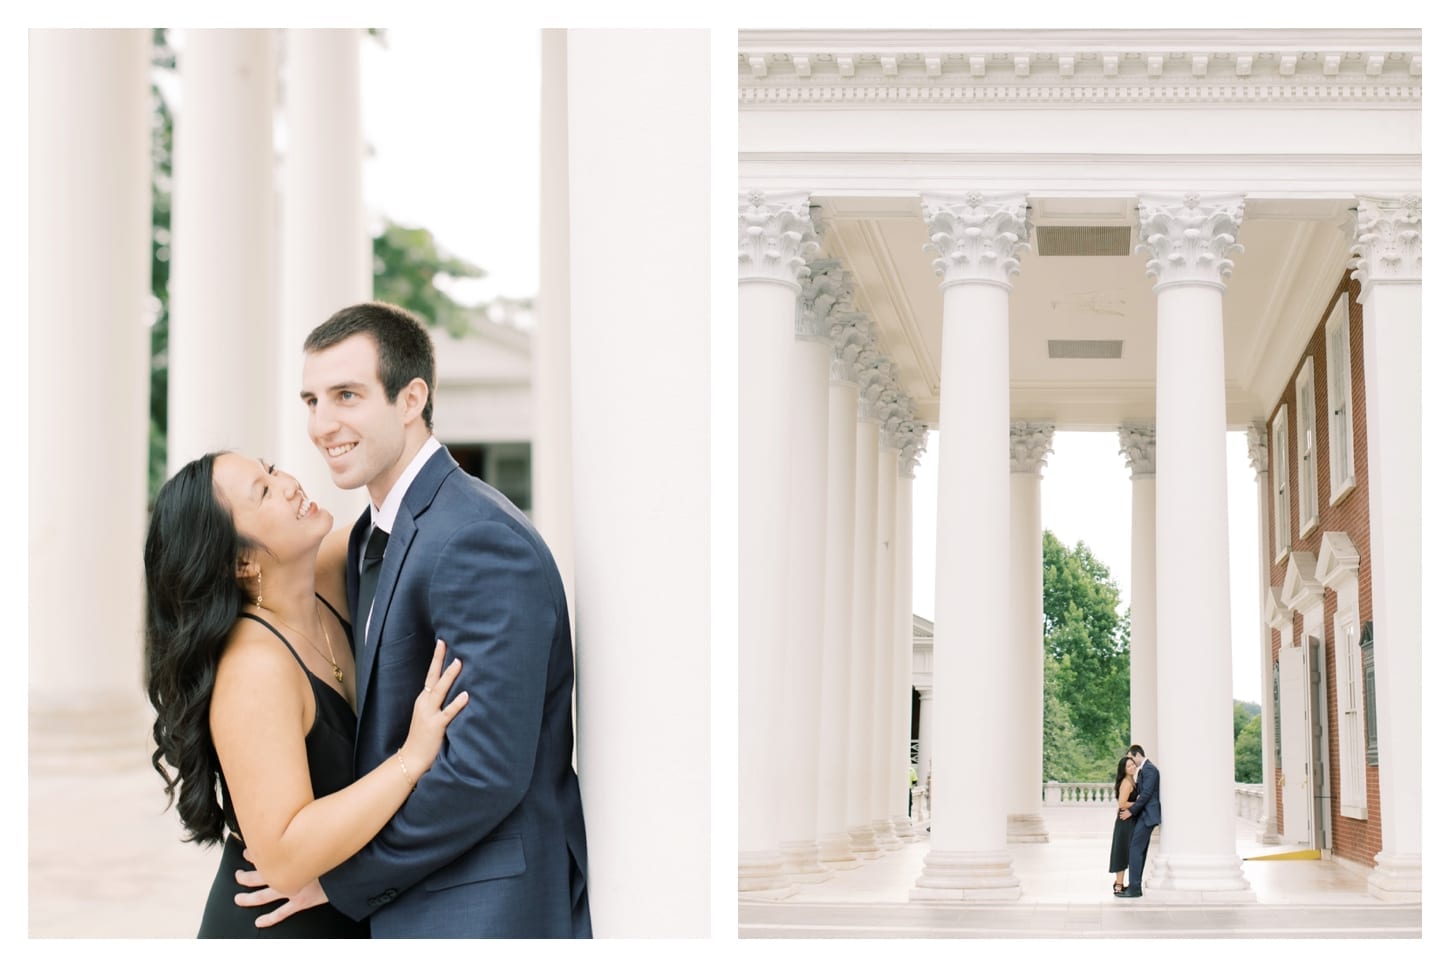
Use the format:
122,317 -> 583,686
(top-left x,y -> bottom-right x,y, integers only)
241,302 -> 590,937
1116,743 -> 1160,899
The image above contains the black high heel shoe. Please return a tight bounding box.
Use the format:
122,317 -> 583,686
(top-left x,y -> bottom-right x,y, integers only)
1113,883 -> 1125,896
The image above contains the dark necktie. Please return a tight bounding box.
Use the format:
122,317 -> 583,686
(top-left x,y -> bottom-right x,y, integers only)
357,525 -> 389,646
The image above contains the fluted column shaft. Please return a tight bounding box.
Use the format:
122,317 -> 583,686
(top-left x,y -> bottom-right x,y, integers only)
1246,424 -> 1281,844
168,29 -> 278,471
1352,195 -> 1422,902
278,28 -> 370,523
846,405 -> 883,858
1008,423 -> 1053,843
738,191 -> 815,895
890,439 -> 921,839
778,259 -> 843,882
28,29 -> 152,712
1119,425 -> 1159,760
870,435 -> 902,849
1139,193 -> 1251,897
817,354 -> 864,869
911,192 -> 1028,901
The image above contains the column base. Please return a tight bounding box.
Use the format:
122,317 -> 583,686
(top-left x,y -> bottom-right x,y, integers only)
847,824 -> 882,860
1148,851 -> 1255,899
891,813 -> 916,842
908,849 -> 1021,902
780,840 -> 832,883
1255,824 -> 1282,846
1006,812 -> 1049,843
1367,852 -> 1422,903
739,849 -> 796,895
816,831 -> 864,870
872,818 -> 903,851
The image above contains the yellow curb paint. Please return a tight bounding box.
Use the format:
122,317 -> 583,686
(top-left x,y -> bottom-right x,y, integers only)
1244,849 -> 1322,861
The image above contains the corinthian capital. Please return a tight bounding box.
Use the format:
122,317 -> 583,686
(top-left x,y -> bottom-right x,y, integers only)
739,190 -> 818,287
1118,423 -> 1156,477
829,311 -> 874,382
1350,194 -> 1422,285
1245,421 -> 1269,476
921,191 -> 1031,289
1136,193 -> 1245,289
798,258 -> 854,341
1009,421 -> 1055,474
854,353 -> 894,421
897,421 -> 929,479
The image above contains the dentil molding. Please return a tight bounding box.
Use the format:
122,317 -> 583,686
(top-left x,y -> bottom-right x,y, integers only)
1118,423 -> 1157,477
1137,193 -> 1245,289
1010,421 -> 1055,474
739,190 -> 818,287
922,192 -> 1031,289
740,33 -> 1420,108
1350,194 -> 1422,285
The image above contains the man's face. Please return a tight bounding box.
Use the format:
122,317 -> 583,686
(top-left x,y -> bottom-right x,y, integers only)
301,333 -> 411,503
1132,752 -> 1146,767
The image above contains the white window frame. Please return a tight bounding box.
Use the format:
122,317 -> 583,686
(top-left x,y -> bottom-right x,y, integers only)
1336,614 -> 1369,819
1326,294 -> 1357,503
1295,360 -> 1319,538
1272,405 -> 1290,563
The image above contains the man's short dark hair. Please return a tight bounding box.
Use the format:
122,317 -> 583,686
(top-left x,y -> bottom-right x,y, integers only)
1128,744 -> 1146,758
305,302 -> 436,430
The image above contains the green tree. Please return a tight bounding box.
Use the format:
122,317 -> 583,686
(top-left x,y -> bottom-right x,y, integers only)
1234,713 -> 1263,783
1041,531 -> 1130,780
371,221 -> 487,339
147,29 -> 176,502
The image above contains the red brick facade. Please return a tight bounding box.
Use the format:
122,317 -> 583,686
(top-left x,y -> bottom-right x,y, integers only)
1266,271 -> 1380,868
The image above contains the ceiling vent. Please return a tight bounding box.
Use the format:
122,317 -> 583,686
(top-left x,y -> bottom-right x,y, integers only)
1036,226 -> 1132,257
1048,339 -> 1123,359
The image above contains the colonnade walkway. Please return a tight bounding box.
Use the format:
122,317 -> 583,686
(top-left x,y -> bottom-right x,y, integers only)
740,805 -> 1421,939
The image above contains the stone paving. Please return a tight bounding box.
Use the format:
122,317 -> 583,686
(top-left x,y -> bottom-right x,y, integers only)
740,804 -> 1423,938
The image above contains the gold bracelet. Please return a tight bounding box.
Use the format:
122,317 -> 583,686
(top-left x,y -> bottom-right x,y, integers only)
395,750 -> 416,790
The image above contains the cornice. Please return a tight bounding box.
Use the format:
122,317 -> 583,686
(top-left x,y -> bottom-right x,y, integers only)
740,33 -> 1420,108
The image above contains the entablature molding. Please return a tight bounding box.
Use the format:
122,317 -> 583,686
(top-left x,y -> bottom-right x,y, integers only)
740,31 -> 1420,108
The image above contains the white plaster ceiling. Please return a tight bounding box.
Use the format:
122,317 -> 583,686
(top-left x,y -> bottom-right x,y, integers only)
814,194 -> 1354,429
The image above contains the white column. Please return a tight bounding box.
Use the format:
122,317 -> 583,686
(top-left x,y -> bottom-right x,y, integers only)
870,407 -> 902,850
168,29 -> 278,471
910,192 -> 1028,901
816,312 -> 870,870
28,29 -> 152,713
277,28 -> 369,524
1008,422 -> 1053,843
1245,423 -> 1282,845
778,258 -> 845,882
1137,193 -> 1252,898
891,426 -> 926,840
1351,194 -> 1422,903
846,355 -> 886,858
534,29 -> 575,616
738,190 -> 816,896
1118,424 -> 1159,760
565,30 -> 709,935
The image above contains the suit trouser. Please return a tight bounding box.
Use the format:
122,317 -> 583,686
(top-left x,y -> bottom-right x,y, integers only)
1128,821 -> 1157,890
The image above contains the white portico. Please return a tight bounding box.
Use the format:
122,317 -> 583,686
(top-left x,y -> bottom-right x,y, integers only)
738,27 -> 1420,921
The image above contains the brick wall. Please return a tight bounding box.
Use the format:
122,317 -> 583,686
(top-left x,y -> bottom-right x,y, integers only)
1266,271 -> 1380,868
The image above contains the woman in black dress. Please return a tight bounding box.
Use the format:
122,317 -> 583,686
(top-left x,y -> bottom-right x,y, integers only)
145,452 -> 469,937
1108,755 -> 1139,895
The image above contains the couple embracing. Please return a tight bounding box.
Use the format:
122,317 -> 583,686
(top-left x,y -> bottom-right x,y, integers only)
1108,744 -> 1160,899
145,302 -> 591,938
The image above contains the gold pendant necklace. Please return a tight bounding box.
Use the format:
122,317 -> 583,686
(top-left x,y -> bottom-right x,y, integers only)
257,601 -> 344,685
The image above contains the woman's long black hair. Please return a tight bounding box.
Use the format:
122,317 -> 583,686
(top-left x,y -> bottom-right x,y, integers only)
144,452 -> 252,845
1113,755 -> 1133,801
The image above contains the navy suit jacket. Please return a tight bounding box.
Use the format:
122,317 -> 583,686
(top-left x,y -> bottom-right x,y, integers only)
1128,759 -> 1162,828
318,447 -> 590,938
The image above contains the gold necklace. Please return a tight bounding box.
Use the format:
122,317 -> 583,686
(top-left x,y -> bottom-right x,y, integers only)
257,601 -> 344,685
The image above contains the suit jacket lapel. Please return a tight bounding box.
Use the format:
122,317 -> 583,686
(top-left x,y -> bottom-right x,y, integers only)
353,446 -> 459,724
